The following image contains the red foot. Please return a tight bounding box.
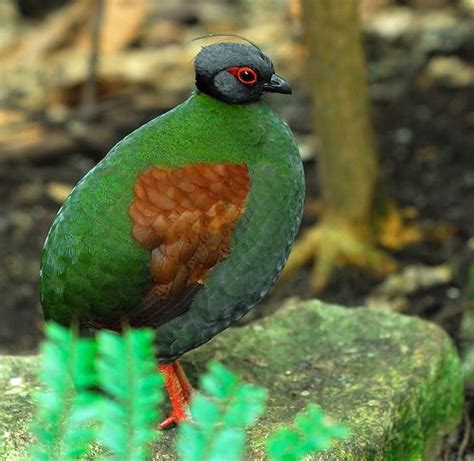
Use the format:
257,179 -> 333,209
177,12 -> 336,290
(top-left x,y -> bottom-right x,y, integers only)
158,361 -> 194,430
173,361 -> 194,400
158,411 -> 186,430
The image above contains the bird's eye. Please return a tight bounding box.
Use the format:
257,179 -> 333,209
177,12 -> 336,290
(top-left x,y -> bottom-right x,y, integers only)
237,67 -> 257,85
227,66 -> 258,86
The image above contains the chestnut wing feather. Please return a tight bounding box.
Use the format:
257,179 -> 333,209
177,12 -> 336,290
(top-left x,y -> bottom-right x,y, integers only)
127,163 -> 250,328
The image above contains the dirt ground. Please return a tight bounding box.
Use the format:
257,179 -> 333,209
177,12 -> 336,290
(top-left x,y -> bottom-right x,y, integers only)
1,1 -> 474,458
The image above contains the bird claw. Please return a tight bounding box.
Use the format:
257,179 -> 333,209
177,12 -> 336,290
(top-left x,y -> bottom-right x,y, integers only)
159,411 -> 186,430
157,361 -> 193,430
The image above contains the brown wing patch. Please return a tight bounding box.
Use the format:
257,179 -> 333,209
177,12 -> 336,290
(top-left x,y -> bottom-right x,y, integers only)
129,164 -> 250,308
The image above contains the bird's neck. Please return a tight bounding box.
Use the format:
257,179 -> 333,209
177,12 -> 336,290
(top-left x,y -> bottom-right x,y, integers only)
190,90 -> 267,113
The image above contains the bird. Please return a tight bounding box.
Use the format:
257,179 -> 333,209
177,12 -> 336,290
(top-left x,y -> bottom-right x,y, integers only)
39,39 -> 305,429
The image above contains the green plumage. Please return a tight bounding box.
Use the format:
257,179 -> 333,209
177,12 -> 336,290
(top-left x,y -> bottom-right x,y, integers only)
40,91 -> 304,361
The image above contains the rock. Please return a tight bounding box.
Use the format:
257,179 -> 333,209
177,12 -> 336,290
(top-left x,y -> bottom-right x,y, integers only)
460,264 -> 474,386
364,7 -> 474,55
0,356 -> 39,460
0,301 -> 464,460
423,56 -> 474,88
461,0 -> 474,16
411,0 -> 451,8
417,12 -> 474,54
367,264 -> 453,311
360,0 -> 392,21
364,7 -> 416,42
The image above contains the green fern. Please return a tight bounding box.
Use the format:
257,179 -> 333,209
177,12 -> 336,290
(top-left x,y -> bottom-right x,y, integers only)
30,322 -> 99,460
31,324 -> 348,461
95,328 -> 164,461
176,362 -> 267,461
266,404 -> 349,461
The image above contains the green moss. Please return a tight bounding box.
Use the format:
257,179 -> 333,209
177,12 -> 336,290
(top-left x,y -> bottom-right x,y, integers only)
0,356 -> 38,460
460,264 -> 474,385
0,301 -> 464,460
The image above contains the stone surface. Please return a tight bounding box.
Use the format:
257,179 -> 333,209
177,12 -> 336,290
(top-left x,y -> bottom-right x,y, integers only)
460,265 -> 474,386
424,56 -> 474,88
0,301 -> 464,460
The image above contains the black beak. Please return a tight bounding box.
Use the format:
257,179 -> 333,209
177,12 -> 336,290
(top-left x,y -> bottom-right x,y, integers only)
263,74 -> 292,95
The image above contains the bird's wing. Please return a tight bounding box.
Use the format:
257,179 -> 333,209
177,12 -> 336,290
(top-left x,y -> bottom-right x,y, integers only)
127,163 -> 250,327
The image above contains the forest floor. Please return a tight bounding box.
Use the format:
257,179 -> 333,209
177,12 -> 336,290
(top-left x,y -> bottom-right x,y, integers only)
0,1 -> 474,459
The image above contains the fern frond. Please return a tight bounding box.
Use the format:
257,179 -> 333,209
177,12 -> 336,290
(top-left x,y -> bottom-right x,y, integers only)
177,362 -> 267,461
30,322 -> 98,461
266,403 -> 349,461
95,328 -> 163,461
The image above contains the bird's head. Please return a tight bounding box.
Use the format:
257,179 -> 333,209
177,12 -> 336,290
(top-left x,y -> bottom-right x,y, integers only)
194,41 -> 291,104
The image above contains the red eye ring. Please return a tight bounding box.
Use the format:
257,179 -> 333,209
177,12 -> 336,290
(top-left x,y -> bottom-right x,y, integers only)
227,66 -> 258,85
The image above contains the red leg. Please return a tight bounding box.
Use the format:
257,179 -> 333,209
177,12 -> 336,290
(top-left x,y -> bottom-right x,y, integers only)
158,362 -> 189,429
172,360 -> 194,400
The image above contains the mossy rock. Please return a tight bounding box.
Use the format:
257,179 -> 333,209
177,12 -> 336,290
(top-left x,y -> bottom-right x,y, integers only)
460,264 -> 474,385
0,300 -> 464,460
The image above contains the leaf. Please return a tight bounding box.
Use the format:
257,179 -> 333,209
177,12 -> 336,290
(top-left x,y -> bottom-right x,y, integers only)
95,328 -> 163,461
266,428 -> 300,461
201,362 -> 238,399
177,362 -> 267,461
266,404 -> 349,461
29,322 -> 99,461
206,428 -> 245,461
190,394 -> 220,428
223,384 -> 267,427
176,424 -> 206,461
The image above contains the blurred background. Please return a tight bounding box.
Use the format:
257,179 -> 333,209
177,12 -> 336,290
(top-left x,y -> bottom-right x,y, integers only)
1,1 -> 474,450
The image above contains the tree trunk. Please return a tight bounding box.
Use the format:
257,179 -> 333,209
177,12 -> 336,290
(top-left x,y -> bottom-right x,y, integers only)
302,0 -> 378,238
